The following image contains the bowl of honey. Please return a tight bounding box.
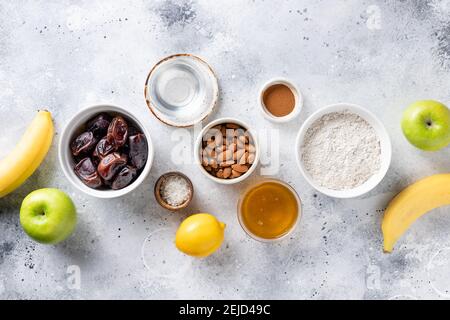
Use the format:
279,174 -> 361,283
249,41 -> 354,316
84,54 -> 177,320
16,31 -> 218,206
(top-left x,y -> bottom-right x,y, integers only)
237,179 -> 301,242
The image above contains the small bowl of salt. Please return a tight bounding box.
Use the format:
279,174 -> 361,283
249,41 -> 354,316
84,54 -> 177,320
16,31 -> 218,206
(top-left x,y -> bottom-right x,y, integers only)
154,172 -> 194,211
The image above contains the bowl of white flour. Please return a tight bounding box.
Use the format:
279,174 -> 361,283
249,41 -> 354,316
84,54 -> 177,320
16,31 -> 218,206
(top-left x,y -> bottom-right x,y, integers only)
295,103 -> 391,198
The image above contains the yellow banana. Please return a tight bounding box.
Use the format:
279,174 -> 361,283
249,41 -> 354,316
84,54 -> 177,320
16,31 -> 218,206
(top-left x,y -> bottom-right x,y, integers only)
382,174 -> 450,253
0,110 -> 54,198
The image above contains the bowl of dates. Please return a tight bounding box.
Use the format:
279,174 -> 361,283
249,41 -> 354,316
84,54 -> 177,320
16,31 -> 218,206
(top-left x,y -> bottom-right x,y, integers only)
59,104 -> 154,198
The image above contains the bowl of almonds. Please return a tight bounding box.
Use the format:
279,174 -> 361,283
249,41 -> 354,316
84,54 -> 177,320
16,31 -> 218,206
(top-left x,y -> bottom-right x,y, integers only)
195,118 -> 259,184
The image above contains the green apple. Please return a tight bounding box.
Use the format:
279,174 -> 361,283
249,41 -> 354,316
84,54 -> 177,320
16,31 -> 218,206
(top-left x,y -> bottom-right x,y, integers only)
401,100 -> 450,151
20,188 -> 77,244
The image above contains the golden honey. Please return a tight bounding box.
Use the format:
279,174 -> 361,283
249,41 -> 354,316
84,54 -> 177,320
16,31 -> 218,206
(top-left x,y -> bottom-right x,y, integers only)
239,180 -> 300,240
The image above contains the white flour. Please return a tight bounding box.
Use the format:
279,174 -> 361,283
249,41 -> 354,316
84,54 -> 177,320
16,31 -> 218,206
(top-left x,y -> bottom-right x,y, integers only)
301,111 -> 381,190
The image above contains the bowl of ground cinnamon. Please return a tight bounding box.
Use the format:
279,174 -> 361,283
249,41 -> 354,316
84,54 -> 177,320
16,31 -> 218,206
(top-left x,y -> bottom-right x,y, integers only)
259,78 -> 302,123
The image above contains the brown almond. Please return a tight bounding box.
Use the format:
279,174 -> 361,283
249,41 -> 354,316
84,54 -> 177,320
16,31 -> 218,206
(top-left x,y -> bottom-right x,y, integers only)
217,150 -> 231,162
214,134 -> 223,147
210,158 -> 218,169
238,135 -> 247,144
215,145 -> 225,153
207,140 -> 216,150
216,169 -> 224,178
205,146 -> 213,157
232,164 -> 248,173
236,138 -> 245,149
204,165 -> 212,172
231,170 -> 242,178
224,149 -> 233,161
205,128 -> 222,145
247,153 -> 255,164
239,152 -> 248,165
201,150 -> 210,166
223,167 -> 232,178
228,143 -> 237,152
234,149 -> 245,161
246,144 -> 256,153
216,151 -> 225,162
235,128 -> 246,139
224,129 -> 235,142
226,123 -> 240,129
219,160 -> 235,167
208,127 -> 221,135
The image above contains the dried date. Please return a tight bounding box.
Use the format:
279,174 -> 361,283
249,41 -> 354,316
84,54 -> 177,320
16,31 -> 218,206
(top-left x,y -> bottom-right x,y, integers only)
87,113 -> 111,137
107,116 -> 128,148
129,133 -> 148,170
97,152 -> 127,180
71,132 -> 97,156
93,136 -> 116,158
74,157 -> 103,188
71,112 -> 148,190
111,166 -> 137,190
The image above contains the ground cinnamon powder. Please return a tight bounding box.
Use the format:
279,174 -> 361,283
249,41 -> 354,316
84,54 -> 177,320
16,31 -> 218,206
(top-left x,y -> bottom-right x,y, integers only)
262,84 -> 295,117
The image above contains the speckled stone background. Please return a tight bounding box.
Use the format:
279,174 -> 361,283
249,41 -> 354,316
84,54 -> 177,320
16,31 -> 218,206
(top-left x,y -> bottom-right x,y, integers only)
1,0 -> 450,300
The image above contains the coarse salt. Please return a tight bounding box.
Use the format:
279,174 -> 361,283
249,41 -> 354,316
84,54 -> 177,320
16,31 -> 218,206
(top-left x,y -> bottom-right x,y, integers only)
159,175 -> 190,207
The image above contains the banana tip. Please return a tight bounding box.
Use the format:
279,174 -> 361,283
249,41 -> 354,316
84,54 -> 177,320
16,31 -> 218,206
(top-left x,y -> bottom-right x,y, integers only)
383,244 -> 393,254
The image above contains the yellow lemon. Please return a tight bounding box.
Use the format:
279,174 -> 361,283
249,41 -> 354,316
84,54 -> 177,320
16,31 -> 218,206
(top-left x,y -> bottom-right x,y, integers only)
175,213 -> 226,258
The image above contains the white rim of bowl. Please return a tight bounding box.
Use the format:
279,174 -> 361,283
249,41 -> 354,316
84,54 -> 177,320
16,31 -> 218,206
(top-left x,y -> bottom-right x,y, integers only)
295,103 -> 392,198
258,77 -> 303,123
144,53 -> 219,128
194,117 -> 260,185
58,104 -> 154,199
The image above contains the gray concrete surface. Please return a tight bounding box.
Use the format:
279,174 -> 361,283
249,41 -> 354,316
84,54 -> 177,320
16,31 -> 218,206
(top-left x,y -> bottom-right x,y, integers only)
1,0 -> 450,299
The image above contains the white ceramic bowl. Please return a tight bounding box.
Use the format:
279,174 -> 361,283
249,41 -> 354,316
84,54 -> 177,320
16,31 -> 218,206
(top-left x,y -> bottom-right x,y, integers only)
194,117 -> 260,185
259,77 -> 303,123
295,103 -> 391,198
144,54 -> 219,127
59,104 -> 154,198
